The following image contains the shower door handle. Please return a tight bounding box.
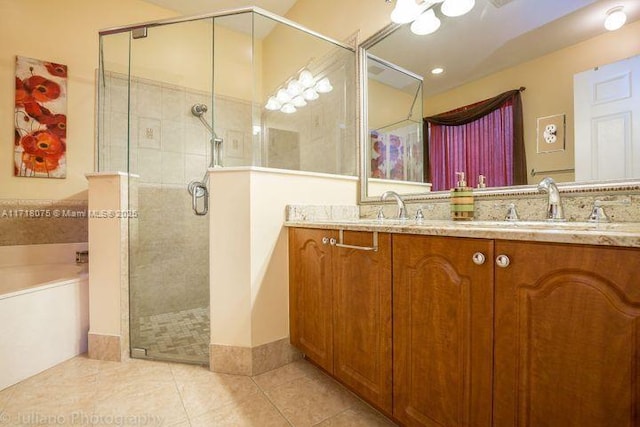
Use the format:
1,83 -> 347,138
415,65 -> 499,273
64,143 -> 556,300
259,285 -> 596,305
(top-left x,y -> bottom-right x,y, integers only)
189,182 -> 209,216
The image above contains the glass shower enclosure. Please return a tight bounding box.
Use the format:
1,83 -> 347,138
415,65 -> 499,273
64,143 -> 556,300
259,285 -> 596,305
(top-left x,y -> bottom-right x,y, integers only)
97,8 -> 356,364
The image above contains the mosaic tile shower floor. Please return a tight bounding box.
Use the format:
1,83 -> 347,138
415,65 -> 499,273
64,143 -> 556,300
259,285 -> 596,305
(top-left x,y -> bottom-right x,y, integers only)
137,306 -> 209,363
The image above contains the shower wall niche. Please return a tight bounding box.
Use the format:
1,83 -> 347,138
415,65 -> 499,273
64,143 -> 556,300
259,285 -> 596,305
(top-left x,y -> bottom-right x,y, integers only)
97,9 -> 356,364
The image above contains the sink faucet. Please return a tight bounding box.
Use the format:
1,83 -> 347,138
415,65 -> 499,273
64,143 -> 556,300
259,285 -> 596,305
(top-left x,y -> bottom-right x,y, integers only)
380,190 -> 408,220
537,177 -> 565,221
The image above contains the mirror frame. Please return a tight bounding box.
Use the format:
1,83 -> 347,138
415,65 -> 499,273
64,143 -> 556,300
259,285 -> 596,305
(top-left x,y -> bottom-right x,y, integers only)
357,23 -> 640,204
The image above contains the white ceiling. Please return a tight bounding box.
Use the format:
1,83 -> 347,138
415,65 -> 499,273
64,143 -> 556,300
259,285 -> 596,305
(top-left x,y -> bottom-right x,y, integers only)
368,0 -> 640,96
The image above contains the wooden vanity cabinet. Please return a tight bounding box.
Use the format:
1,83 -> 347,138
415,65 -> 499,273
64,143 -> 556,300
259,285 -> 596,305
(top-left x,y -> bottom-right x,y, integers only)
393,234 -> 494,427
289,227 -> 393,414
290,228 -> 640,427
493,240 -> 640,427
289,228 -> 335,372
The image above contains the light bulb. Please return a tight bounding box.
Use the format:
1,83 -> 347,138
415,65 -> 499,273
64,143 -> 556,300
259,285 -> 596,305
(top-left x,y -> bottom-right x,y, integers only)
431,67 -> 444,75
280,103 -> 296,114
299,70 -> 315,88
291,96 -> 307,107
391,0 -> 426,24
441,0 -> 475,17
314,77 -> 333,93
411,9 -> 441,35
286,79 -> 304,97
303,88 -> 319,101
276,88 -> 291,103
604,7 -> 626,31
265,96 -> 281,111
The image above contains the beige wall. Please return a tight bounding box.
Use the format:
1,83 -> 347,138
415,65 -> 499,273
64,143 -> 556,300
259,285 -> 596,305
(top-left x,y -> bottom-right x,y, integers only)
368,79 -> 417,130
1,0 -> 179,201
424,20 -> 640,184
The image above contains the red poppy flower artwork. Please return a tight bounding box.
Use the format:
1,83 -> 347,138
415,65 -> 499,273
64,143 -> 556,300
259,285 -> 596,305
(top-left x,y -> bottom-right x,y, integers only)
14,56 -> 67,178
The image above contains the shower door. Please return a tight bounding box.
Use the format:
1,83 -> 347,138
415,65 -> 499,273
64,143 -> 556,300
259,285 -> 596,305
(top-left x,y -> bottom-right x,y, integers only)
127,18 -> 214,364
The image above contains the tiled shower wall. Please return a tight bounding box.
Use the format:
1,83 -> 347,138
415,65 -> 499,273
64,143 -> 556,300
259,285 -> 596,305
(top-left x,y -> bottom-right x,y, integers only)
128,183 -> 209,325
99,72 -> 254,179
99,73 -> 218,327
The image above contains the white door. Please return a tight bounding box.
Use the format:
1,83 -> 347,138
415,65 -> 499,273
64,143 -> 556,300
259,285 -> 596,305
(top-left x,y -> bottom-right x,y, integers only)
574,55 -> 640,181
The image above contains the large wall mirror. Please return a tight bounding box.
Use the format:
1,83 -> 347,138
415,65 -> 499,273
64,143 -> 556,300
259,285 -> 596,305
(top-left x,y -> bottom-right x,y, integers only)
359,0 -> 640,202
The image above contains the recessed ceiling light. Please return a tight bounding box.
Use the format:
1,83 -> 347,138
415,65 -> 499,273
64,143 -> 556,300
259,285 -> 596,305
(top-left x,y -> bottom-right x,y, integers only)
431,67 -> 444,75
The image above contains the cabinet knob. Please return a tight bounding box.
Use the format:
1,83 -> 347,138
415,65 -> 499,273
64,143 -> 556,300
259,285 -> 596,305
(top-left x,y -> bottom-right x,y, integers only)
472,252 -> 486,265
496,254 -> 511,268
329,238 -> 337,246
322,237 -> 329,245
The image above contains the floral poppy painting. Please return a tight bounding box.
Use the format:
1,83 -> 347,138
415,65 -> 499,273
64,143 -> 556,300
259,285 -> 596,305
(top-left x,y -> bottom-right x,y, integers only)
14,56 -> 67,178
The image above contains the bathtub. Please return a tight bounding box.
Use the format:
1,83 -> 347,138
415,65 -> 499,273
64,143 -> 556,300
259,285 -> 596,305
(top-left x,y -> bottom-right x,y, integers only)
0,243 -> 89,390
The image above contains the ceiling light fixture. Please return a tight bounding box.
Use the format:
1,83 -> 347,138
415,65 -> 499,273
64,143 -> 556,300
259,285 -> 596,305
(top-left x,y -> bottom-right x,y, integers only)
431,67 -> 444,74
391,0 -> 429,24
604,6 -> 626,31
411,9 -> 441,35
388,0 -> 475,36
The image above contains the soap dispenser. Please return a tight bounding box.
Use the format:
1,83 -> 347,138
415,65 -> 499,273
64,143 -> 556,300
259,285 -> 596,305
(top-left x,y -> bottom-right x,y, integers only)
450,172 -> 474,220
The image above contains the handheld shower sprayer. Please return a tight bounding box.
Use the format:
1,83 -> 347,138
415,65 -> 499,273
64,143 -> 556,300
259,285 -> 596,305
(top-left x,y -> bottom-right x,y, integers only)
188,103 -> 223,215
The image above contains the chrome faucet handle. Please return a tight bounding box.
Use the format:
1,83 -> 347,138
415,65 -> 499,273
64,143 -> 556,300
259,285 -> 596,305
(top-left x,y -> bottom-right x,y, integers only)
505,203 -> 520,221
415,207 -> 425,223
587,198 -> 631,223
376,207 -> 385,221
588,204 -> 609,223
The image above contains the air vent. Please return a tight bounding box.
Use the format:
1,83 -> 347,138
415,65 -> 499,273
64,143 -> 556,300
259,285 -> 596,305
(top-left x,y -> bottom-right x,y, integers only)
489,0 -> 514,7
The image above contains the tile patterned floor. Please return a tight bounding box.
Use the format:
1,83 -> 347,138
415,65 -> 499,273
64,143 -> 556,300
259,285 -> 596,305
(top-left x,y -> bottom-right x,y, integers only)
0,355 -> 398,426
137,307 -> 209,363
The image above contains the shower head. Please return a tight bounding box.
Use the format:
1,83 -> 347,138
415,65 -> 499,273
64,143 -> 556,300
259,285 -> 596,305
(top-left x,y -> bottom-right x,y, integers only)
191,104 -> 208,117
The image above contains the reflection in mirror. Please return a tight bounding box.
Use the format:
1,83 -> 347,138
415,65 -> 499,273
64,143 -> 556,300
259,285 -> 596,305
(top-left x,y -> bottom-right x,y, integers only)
366,54 -> 430,197
360,0 -> 640,201
258,12 -> 356,176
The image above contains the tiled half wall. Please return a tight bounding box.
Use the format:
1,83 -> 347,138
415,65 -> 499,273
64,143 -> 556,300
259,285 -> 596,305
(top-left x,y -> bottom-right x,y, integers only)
0,199 -> 87,246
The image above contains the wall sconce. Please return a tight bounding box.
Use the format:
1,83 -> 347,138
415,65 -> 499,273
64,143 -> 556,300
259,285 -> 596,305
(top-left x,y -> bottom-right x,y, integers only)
604,6 -> 626,31
264,69 -> 332,114
387,0 -> 475,35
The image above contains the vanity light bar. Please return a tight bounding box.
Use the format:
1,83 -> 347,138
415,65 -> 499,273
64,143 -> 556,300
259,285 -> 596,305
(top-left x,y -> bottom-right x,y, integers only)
264,69 -> 333,113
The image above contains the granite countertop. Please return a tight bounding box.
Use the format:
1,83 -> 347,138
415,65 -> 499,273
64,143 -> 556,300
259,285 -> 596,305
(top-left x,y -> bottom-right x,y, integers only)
284,219 -> 640,248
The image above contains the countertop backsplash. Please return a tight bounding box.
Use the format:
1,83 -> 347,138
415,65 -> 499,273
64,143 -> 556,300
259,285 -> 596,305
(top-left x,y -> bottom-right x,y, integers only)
360,192 -> 640,223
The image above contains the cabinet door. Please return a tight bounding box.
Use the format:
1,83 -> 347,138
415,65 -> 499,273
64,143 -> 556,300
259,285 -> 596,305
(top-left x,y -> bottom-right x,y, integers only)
393,235 -> 494,427
494,241 -> 640,427
289,228 -> 335,372
333,231 -> 392,415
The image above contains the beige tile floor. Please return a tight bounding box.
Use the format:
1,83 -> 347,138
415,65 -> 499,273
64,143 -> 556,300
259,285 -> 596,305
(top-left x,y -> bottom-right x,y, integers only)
0,355 -> 398,426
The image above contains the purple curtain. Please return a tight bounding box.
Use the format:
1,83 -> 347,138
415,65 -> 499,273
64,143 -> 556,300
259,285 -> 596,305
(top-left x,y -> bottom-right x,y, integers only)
424,89 -> 526,191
